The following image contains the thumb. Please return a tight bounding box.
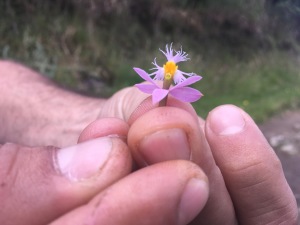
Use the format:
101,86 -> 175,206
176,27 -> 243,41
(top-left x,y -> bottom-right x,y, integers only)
0,122 -> 131,225
50,161 -> 209,225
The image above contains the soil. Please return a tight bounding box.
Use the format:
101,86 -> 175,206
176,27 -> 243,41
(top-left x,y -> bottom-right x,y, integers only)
259,110 -> 300,217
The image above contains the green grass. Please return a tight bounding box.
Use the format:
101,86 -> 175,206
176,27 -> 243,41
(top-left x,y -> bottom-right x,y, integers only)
1,2 -> 300,123
191,52 -> 300,121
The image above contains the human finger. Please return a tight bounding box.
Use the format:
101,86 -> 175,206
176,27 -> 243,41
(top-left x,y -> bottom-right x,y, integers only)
128,106 -> 203,166
128,106 -> 237,224
50,160 -> 209,225
78,118 -> 129,143
205,105 -> 299,224
0,122 -> 131,225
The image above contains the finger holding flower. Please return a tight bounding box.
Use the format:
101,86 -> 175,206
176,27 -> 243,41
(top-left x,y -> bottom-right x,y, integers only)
130,44 -> 238,224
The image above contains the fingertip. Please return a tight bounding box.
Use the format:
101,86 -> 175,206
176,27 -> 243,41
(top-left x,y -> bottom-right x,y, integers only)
128,107 -> 204,167
128,96 -> 199,125
207,104 -> 246,136
179,178 -> 209,224
205,104 -> 298,224
101,86 -> 199,126
78,118 -> 129,143
205,104 -> 278,171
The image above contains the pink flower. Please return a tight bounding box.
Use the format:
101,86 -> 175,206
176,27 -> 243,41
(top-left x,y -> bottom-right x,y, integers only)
134,44 -> 203,105
134,68 -> 203,104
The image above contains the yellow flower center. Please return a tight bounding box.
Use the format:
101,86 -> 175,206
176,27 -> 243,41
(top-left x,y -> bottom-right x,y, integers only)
163,61 -> 178,80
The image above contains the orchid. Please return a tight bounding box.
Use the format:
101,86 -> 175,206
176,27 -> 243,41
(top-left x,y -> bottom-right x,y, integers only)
134,44 -> 203,106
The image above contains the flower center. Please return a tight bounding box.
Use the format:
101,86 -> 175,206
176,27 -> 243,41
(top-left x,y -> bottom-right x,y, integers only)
163,61 -> 178,80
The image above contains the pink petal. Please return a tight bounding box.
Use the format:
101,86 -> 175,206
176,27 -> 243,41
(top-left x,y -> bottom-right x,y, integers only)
135,83 -> 157,94
169,87 -> 203,102
152,88 -> 169,104
133,68 -> 156,85
171,75 -> 202,89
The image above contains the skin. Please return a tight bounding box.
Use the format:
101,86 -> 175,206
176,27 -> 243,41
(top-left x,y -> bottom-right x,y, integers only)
0,60 -> 298,225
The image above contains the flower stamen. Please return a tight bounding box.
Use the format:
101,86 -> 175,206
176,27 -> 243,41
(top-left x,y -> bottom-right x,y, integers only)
163,61 -> 178,81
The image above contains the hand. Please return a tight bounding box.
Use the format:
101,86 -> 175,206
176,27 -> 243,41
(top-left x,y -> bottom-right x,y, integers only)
74,87 -> 300,224
0,118 -> 209,225
0,61 -> 210,224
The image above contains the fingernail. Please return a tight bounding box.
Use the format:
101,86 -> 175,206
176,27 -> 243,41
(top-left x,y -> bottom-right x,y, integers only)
139,128 -> 190,165
178,178 -> 209,224
209,105 -> 245,135
54,137 -> 112,181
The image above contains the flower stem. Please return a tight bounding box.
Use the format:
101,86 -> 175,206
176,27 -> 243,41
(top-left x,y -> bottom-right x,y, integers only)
159,79 -> 172,107
159,96 -> 167,107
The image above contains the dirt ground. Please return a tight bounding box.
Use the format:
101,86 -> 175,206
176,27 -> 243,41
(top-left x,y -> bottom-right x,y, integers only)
259,110 -> 300,216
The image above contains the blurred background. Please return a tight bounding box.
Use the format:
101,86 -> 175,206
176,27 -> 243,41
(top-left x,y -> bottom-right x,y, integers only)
0,0 -> 300,121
